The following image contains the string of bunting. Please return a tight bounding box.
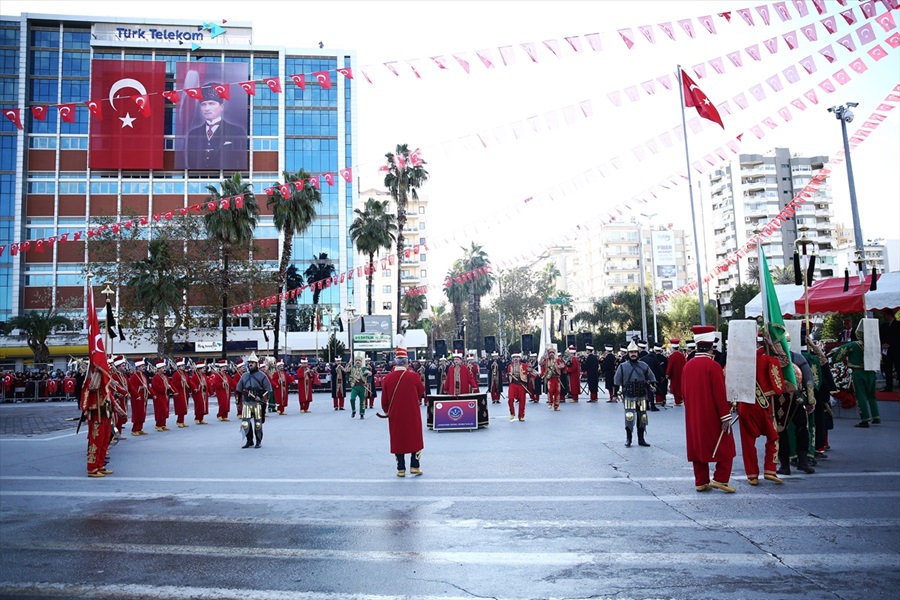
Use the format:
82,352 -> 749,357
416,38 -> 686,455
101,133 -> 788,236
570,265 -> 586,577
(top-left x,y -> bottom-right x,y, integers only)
357,0 -> 899,84
230,244 -> 433,316
405,265 -> 493,298
655,85 -> 898,304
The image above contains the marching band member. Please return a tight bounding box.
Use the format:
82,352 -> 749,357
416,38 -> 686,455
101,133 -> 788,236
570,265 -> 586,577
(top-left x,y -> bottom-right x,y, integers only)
209,360 -> 232,421
270,359 -> 293,415
442,352 -> 478,395
170,358 -> 191,428
150,359 -> 173,431
563,345 -> 581,402
127,358 -> 151,435
296,358 -> 318,413
488,352 -> 503,404
189,360 -> 210,424
613,341 -> 655,447
507,353 -> 528,421
109,356 -> 130,439
541,346 -> 563,411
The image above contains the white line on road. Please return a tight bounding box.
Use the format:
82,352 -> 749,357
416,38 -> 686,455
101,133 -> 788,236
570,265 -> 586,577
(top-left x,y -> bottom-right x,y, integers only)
1,472 -> 898,484
2,490 -> 899,502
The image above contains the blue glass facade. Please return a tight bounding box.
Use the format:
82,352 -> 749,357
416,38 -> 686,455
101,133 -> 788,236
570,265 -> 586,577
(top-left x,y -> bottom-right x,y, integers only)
0,14 -> 356,327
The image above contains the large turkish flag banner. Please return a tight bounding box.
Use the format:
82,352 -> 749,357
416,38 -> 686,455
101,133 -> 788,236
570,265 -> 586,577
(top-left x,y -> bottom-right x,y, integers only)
89,60 -> 165,170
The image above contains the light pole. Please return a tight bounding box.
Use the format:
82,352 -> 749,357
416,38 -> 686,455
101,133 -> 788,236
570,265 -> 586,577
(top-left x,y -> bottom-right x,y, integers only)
641,213 -> 659,344
345,305 -> 358,362
828,102 -> 866,275
636,222 -> 648,343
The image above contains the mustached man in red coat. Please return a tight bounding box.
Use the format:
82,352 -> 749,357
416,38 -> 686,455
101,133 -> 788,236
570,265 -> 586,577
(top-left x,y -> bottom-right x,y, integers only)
381,341 -> 425,478
682,326 -> 736,493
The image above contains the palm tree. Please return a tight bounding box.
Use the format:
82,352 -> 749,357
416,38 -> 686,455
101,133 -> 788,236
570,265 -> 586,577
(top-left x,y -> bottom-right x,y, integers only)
384,143 -> 429,333
304,252 -> 336,330
349,198 -> 397,315
444,260 -> 470,346
401,293 -> 427,327
459,242 -> 494,354
203,173 -> 259,359
6,310 -> 74,366
267,169 -> 321,358
745,262 -> 794,285
127,238 -> 189,356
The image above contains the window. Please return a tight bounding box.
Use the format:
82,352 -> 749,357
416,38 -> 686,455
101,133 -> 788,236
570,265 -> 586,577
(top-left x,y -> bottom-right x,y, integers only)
420,269 -> 427,277
382,302 -> 392,311
418,206 -> 425,214
418,222 -> 425,230
382,269 -> 391,277
382,285 -> 391,294
419,254 -> 426,262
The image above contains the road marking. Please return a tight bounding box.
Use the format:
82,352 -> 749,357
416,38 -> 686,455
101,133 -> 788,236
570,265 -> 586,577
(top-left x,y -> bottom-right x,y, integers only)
1,472 -> 898,484
3,511 -> 896,531
2,490 -> 899,502
0,582 -> 474,600
3,541 -> 899,569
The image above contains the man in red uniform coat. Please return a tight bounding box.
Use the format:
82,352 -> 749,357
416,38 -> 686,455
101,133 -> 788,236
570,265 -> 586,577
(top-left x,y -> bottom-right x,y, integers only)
666,339 -> 686,406
189,361 -> 210,424
442,353 -> 478,395
150,359 -> 173,431
564,345 -> 581,402
541,346 -> 564,411
467,352 -> 481,392
79,360 -> 113,478
270,360 -> 294,415
296,358 -> 318,413
738,339 -> 784,486
170,358 -> 191,428
209,361 -> 232,421
381,342 -> 425,477
682,326 -> 736,493
128,358 -> 151,435
507,353 -> 529,421
108,356 -> 130,439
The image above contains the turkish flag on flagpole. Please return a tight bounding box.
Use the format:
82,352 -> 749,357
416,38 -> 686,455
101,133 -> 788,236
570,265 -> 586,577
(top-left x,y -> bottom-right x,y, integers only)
86,285 -> 112,407
681,69 -> 724,129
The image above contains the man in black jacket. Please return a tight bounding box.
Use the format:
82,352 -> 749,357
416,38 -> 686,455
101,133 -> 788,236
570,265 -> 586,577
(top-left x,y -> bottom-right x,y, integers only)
583,346 -> 601,402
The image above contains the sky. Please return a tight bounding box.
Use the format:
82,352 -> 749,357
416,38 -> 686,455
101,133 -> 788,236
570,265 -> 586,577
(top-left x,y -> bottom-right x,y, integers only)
5,0 -> 900,303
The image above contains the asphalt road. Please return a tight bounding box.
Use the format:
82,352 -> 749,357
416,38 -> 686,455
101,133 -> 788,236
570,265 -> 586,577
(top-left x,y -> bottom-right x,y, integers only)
1,394 -> 898,600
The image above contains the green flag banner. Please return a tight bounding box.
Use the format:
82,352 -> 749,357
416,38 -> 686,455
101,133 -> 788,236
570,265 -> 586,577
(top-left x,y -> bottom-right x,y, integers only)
761,248 -> 797,388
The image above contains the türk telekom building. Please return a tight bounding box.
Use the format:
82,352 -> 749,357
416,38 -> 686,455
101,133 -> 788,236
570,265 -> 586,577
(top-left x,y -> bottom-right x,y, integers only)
0,13 -> 358,363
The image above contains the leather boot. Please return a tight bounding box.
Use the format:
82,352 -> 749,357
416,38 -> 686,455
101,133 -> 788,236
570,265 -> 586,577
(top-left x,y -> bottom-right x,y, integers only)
254,428 -> 263,448
242,432 -> 253,449
625,428 -> 632,448
638,429 -> 650,447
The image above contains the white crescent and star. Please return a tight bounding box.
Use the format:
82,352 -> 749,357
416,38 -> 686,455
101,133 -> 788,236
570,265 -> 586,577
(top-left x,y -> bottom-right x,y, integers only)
109,78 -> 147,129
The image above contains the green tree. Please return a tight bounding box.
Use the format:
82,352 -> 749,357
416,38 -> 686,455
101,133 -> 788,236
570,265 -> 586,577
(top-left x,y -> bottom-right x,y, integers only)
349,198 -> 397,315
325,332 -> 347,362
384,143 -> 429,333
203,173 -> 259,359
126,238 -> 190,356
267,169 -> 321,359
728,282 -> 760,321
746,263 -> 794,285
6,309 -> 74,366
490,267 -> 546,353
304,253 -> 336,330
459,242 -> 494,353
400,293 -> 427,327
666,294 -> 719,340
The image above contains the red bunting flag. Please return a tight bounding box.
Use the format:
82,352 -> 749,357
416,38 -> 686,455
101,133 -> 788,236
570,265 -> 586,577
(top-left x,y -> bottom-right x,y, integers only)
309,176 -> 320,189
323,172 -> 334,186
290,74 -> 306,90
235,195 -> 244,209
184,88 -> 203,101
3,108 -> 22,130
85,100 -> 103,120
213,83 -> 230,100
134,94 -> 152,117
264,77 -> 282,93
337,67 -> 353,79
32,105 -> 48,121
339,167 -> 352,183
239,81 -> 256,96
313,71 -> 332,89
162,90 -> 180,104
681,70 -> 724,129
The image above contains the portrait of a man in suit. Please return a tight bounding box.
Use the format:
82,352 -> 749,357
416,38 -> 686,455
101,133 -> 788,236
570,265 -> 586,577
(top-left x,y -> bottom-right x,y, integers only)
184,84 -> 248,171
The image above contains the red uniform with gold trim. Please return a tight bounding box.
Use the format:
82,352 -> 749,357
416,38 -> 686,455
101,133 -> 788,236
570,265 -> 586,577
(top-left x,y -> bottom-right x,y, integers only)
564,354 -> 581,402
270,368 -> 294,414
209,368 -> 232,420
442,362 -> 478,395
682,353 -> 735,488
295,364 -> 318,412
150,369 -> 172,429
189,368 -> 210,424
541,353 -> 564,410
81,369 -> 112,476
128,369 -> 151,434
170,368 -> 191,426
109,368 -> 130,435
737,348 -> 783,482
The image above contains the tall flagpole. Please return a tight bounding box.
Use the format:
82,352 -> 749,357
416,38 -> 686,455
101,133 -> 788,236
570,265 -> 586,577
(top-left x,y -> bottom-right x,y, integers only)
677,64 -> 707,326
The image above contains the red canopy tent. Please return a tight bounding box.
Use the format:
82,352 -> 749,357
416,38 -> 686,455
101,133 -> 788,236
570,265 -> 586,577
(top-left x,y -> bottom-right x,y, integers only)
793,273 -> 894,316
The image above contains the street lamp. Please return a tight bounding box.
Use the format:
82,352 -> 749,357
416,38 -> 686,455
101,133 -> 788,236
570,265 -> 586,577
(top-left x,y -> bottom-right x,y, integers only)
345,305 -> 358,362
640,213 -> 659,344
635,220 -> 649,343
827,102 -> 865,275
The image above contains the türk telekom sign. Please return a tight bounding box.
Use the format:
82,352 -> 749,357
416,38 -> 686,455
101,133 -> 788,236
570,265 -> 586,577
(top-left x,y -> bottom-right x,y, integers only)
92,23 -> 253,47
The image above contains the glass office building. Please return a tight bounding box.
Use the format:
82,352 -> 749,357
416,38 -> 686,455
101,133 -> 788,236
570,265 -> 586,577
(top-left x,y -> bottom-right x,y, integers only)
0,14 -> 357,335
